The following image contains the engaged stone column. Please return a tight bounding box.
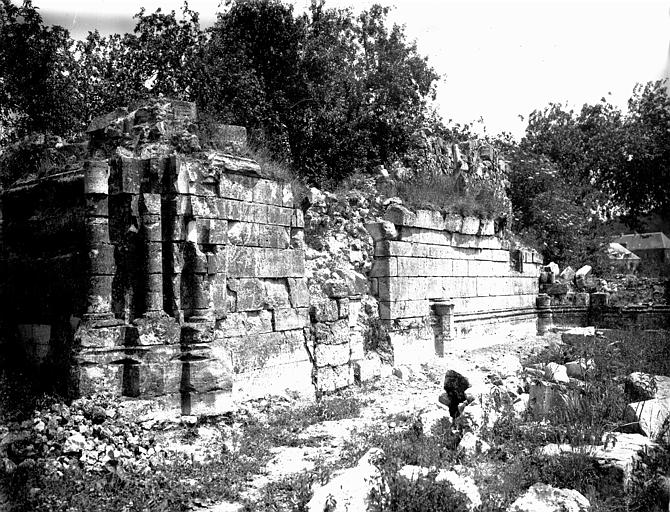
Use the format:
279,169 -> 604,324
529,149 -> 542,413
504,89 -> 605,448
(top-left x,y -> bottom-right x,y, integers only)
536,293 -> 553,335
84,160 -> 115,321
432,300 -> 454,356
140,193 -> 164,316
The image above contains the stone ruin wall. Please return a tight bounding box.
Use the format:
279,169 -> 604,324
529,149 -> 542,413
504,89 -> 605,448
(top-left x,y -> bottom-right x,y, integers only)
0,101 -> 315,414
3,98 -> 599,411
366,204 -> 542,363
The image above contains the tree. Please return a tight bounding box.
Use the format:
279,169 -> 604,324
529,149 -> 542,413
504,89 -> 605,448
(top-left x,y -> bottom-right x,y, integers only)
616,80 -> 670,219
0,0 -> 82,139
71,5 -> 206,125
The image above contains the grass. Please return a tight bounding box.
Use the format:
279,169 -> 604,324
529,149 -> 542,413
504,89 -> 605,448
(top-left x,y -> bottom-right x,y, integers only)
1,393 -> 364,512
377,173 -> 510,220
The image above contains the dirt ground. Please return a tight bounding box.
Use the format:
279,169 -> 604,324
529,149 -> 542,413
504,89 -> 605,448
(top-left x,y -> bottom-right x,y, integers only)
202,330 -> 559,511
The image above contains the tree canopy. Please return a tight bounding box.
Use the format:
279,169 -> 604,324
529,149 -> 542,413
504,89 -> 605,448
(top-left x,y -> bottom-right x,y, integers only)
1,0 -> 438,186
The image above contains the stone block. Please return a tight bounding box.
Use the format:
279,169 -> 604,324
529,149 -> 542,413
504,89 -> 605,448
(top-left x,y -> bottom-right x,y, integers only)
86,217 -> 111,245
252,178 -> 282,205
452,259 -> 468,276
86,275 -> 114,313
543,283 -> 569,295
109,154 -> 143,195
313,319 -> 349,345
369,257 -> 398,278
180,357 -> 234,394
397,257 -> 452,277
218,173 -> 256,201
263,279 -> 290,308
228,330 -> 306,373
85,195 -> 109,217
84,160 -> 110,195
226,246 -> 304,278
89,244 -> 116,275
273,307 -> 309,331
227,278 -> 265,311
288,278 -> 310,308
399,226 -> 452,246
377,276 -> 426,301
166,155 -> 190,194
142,214 -> 162,242
227,200 -> 268,223
226,245 -> 256,277
365,221 -> 398,242
311,300 -> 340,322
182,389 -> 236,416
77,363 -> 123,397
316,364 -> 353,392
218,310 -> 273,337
191,196 -> 224,219
384,205 -> 446,231
478,218 -> 495,236
74,324 -> 125,349
314,343 -> 350,367
561,326 -> 596,345
379,299 -> 428,320
625,399 -> 670,441
350,330 -> 365,360
267,205 -> 293,226
354,355 -> 383,383
291,210 -> 304,228
86,107 -> 128,132
443,214 -> 463,232
282,183 -> 294,207
461,216 -> 480,235
133,316 -> 180,346
228,221 -> 289,248
254,248 -> 304,278
337,298 -> 350,318
209,153 -> 261,176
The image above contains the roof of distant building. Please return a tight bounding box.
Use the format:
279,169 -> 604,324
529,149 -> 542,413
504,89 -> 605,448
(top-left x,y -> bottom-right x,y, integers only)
607,242 -> 641,260
614,232 -> 670,251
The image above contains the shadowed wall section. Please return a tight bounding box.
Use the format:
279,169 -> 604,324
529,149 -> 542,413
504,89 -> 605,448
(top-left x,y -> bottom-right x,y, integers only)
0,101 -> 311,414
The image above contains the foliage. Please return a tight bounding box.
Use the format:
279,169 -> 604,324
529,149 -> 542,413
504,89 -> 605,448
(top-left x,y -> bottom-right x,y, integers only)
508,81 -> 670,267
1,0 -> 438,188
71,4 -> 207,122
381,172 -> 510,219
0,0 -> 82,139
199,0 -> 439,186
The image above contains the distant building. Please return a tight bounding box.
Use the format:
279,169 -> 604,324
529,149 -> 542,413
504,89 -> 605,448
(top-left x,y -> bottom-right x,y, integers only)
614,232 -> 670,275
606,242 -> 641,273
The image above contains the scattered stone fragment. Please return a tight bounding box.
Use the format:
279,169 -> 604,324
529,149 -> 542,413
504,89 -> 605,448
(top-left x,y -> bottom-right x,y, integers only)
544,362 -> 569,384
561,326 -> 596,346
418,404 -> 451,435
624,372 -> 658,401
565,359 -> 594,380
307,448 -> 384,512
625,398 -> 670,440
507,483 -> 590,512
559,266 -> 576,283
458,431 -> 490,456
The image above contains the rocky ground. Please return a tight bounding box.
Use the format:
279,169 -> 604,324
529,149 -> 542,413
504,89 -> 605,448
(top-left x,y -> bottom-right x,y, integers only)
0,329 -> 553,511
3,327 -> 668,511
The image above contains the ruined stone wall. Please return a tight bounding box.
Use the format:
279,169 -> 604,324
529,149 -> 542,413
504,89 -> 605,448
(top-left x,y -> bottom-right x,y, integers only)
0,100 -> 311,414
0,171 -> 88,372
366,204 -> 541,363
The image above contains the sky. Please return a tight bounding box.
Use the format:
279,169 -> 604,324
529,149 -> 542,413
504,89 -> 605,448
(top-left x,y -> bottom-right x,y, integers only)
34,0 -> 670,139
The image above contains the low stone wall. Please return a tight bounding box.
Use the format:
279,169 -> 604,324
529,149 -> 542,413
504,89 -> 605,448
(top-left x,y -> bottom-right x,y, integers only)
0,101 -> 311,414
366,205 -> 541,363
